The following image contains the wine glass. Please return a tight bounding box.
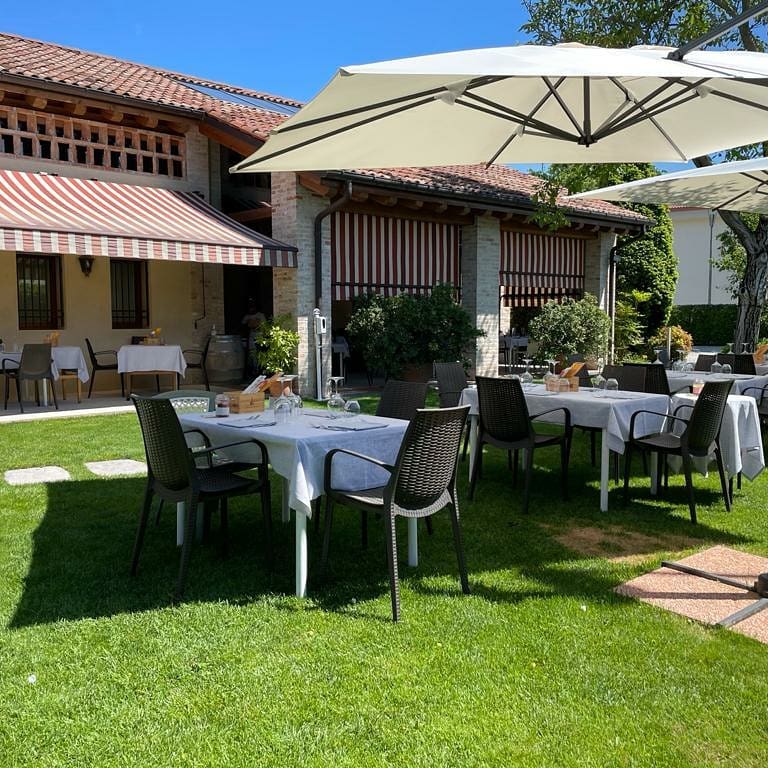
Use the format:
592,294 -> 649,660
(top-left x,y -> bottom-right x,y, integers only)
742,342 -> 751,354
653,348 -> 663,365
327,377 -> 346,418
521,358 -> 533,387
727,342 -> 734,354
546,358 -> 557,375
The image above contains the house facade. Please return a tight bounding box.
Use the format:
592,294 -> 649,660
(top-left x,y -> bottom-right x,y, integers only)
0,33 -> 646,397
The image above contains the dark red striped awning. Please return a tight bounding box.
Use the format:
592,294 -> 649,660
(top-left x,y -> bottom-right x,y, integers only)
500,230 -> 585,306
331,211 -> 460,299
0,170 -> 297,267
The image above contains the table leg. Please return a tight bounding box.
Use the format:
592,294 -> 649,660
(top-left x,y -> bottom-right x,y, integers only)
407,517 -> 418,567
600,428 -> 609,512
176,502 -> 184,546
650,452 -> 659,496
468,414 -> 478,481
295,509 -> 308,597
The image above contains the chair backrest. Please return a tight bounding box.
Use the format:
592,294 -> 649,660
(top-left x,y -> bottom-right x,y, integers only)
84,337 -> 98,365
152,389 -> 216,412
389,405 -> 469,511
601,364 -> 646,392
694,354 -> 715,372
685,380 -> 733,453
19,344 -> 53,379
633,363 -> 670,396
434,362 -> 467,408
132,395 -> 195,492
734,354 -> 756,375
376,380 -> 428,420
476,375 -> 531,443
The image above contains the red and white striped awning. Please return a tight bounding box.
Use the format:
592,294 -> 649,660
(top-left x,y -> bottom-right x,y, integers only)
500,230 -> 585,305
0,170 -> 297,267
331,211 -> 460,299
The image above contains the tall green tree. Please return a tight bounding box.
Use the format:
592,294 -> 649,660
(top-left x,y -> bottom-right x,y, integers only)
521,0 -> 768,348
538,163 -> 677,338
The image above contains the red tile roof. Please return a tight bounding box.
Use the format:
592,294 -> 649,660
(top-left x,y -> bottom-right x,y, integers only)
333,165 -> 649,223
0,32 -> 645,224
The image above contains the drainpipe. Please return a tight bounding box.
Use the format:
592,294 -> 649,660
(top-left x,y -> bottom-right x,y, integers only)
312,181 -> 352,398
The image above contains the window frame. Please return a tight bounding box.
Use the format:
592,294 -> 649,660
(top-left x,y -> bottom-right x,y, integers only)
110,258 -> 150,329
16,253 -> 64,330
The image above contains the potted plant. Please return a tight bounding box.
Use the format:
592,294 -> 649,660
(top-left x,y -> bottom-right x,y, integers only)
251,315 -> 300,394
345,284 -> 483,381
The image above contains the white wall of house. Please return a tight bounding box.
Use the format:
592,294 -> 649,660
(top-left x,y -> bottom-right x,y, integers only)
670,207 -> 733,305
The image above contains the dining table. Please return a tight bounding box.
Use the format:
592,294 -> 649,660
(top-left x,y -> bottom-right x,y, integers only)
460,383 -> 669,512
669,392 -> 765,481
118,344 -> 186,397
666,370 -> 768,397
1,345 -> 90,405
180,409 -> 410,597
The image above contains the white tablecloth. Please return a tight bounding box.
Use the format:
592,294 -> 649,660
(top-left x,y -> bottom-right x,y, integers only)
181,411 -> 408,519
756,363 -> 768,376
0,346 -> 90,382
117,344 -> 186,376
460,384 -> 668,455
670,393 -> 764,480
666,371 -> 768,397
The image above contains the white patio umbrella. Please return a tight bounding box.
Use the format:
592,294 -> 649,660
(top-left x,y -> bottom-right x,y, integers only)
566,156 -> 768,212
232,44 -> 768,173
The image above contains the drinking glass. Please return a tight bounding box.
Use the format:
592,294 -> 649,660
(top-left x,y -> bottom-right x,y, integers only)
721,363 -> 732,375
273,396 -> 292,425
546,358 -> 557,375
742,343 -> 750,354
343,399 -> 361,419
327,377 -> 346,418
605,378 -> 619,395
521,358 -> 534,387
653,348 -> 663,365
291,392 -> 304,419
592,373 -> 606,396
727,342 -> 734,354
710,360 -> 723,374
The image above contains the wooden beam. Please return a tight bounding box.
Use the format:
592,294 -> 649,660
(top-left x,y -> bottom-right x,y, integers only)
297,172 -> 333,196
26,95 -> 47,110
433,202 -> 448,213
198,120 -> 258,156
350,190 -> 369,203
0,90 -> 5,104
105,109 -> 124,123
71,101 -> 88,116
402,199 -> 424,210
137,115 -> 159,129
229,207 -> 273,223
370,194 -> 398,207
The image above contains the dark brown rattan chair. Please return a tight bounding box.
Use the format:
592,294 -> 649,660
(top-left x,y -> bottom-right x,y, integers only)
434,361 -> 471,459
694,354 -> 716,372
376,380 -> 428,420
623,379 -> 733,524
2,344 -> 58,413
131,395 -> 273,600
183,335 -> 212,390
85,338 -> 124,398
321,405 -> 471,622
469,376 -> 572,514
623,362 -> 672,396
732,354 -> 756,375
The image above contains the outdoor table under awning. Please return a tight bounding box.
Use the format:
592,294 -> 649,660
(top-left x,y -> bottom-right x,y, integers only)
0,170 -> 297,267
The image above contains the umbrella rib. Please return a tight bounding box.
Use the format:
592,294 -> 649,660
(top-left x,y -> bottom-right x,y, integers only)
273,76 -> 504,135
541,77 -> 586,139
713,172 -> 768,210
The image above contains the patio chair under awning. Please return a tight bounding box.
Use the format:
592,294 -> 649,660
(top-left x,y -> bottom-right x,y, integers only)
0,170 -> 297,267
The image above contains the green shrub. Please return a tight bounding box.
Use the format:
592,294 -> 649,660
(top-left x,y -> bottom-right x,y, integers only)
667,304 -> 768,346
527,294 -> 610,360
647,325 -> 693,359
250,315 -> 300,374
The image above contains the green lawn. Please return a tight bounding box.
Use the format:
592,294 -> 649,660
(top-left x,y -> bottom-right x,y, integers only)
1,407 -> 767,767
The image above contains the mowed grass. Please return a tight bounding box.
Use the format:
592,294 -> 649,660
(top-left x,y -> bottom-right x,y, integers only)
1,407 -> 768,767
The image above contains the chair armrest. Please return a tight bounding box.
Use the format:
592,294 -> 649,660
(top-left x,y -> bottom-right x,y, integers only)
628,408 -> 685,440
1,358 -> 20,373
190,437 -> 269,467
94,349 -> 118,357
182,347 -> 202,355
531,406 -> 572,431
742,385 -> 767,401
672,402 -> 695,418
324,447 -> 394,492
182,427 -> 212,447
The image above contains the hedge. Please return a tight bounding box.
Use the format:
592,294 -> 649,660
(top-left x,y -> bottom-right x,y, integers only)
669,304 -> 768,345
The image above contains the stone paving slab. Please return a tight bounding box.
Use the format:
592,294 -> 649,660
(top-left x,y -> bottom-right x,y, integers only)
4,466 -> 71,485
84,459 -> 147,477
617,546 -> 768,643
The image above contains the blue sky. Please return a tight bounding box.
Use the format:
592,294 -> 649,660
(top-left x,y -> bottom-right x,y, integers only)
3,1 -> 533,101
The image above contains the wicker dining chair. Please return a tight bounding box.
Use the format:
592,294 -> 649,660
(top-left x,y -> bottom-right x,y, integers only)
376,380 -> 428,420
182,335 -> 212,390
694,353 -> 716,372
131,395 -> 272,600
623,379 -> 733,524
469,376 -> 572,514
85,338 -> 124,398
732,354 -> 756,375
2,344 -> 58,413
434,361 -> 472,460
321,405 -> 471,622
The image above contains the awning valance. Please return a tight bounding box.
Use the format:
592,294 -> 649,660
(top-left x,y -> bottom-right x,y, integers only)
0,170 -> 297,267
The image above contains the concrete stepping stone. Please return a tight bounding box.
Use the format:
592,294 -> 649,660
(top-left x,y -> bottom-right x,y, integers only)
84,459 -> 147,477
4,466 -> 71,485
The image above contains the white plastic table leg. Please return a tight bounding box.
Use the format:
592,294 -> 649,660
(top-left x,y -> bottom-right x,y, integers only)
407,517 -> 418,567
600,428 -> 610,512
295,509 -> 308,597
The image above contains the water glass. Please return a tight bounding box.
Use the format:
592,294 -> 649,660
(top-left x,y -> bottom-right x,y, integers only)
721,363 -> 732,375
710,361 -> 723,374
343,399 -> 361,419
692,378 -> 704,395
605,378 -> 619,395
273,397 -> 292,425
291,393 -> 303,419
592,373 -> 606,396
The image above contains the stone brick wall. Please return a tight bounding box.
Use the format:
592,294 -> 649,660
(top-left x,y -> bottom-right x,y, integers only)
584,232 -> 617,310
270,172 -> 331,397
462,216 -> 501,376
